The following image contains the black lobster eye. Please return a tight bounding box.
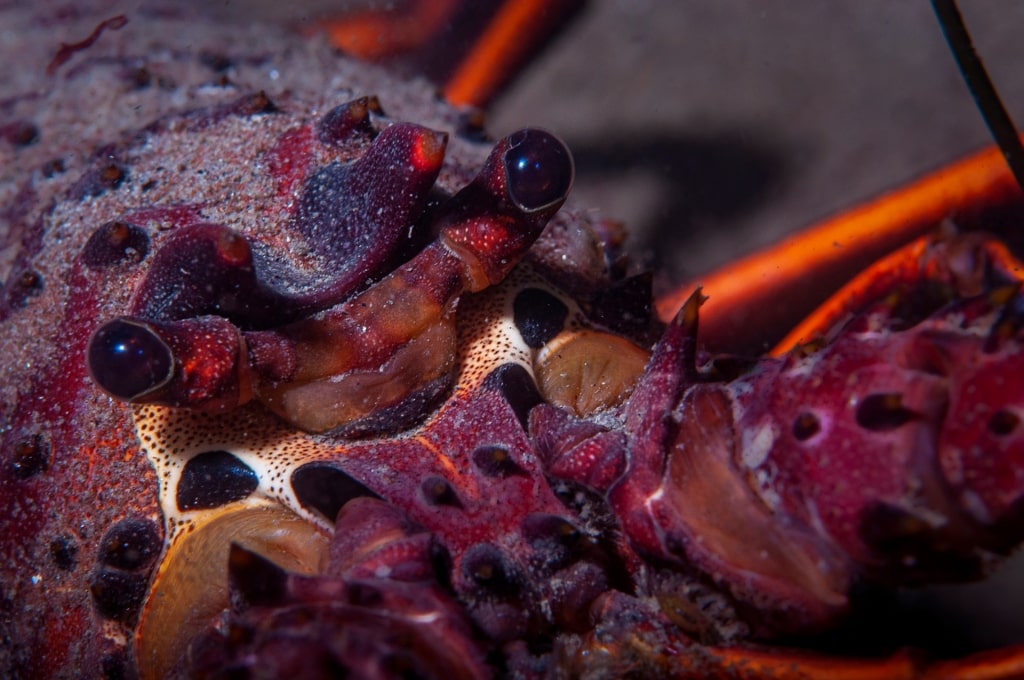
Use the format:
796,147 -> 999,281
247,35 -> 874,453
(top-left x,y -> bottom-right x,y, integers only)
503,128 -> 574,213
87,318 -> 173,401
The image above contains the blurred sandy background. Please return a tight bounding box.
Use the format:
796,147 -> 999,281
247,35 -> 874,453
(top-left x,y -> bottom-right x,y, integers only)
190,1 -> 1024,286
487,2 -> 1024,281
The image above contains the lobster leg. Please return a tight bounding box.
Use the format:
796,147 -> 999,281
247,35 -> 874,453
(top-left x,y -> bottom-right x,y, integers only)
922,647 -> 1024,680
656,142 -> 1024,355
570,589 -> 1024,678
682,643 -> 1024,680
311,0 -> 586,108
772,231 -> 1024,355
313,0 -> 461,61
440,0 -> 586,108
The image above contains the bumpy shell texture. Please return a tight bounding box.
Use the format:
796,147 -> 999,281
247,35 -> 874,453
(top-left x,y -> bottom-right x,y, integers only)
0,2 -> 593,675
11,3 -> 1024,679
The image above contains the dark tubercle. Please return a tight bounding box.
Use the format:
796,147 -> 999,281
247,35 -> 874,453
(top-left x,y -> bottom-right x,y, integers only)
98,518 -> 162,572
315,96 -> 377,146
90,517 -> 162,626
1,120 -> 39,147
89,569 -> 149,625
81,221 -> 149,270
471,444 -> 526,478
4,269 -> 44,310
70,157 -> 128,200
420,475 -> 461,508
49,535 -> 78,571
461,543 -> 520,597
854,393 -> 918,432
10,433 -> 50,480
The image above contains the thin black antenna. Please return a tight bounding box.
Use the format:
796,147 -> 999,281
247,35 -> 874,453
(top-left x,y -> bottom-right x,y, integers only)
932,0 -> 1024,192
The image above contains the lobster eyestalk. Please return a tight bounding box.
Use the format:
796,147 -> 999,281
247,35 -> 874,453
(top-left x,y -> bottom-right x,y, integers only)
87,316 -> 253,412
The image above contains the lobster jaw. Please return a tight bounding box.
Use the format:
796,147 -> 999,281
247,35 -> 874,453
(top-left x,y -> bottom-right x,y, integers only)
134,502 -> 330,678
134,497 -> 492,680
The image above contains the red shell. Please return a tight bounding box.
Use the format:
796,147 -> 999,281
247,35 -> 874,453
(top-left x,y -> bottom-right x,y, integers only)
3,3 -> 1024,679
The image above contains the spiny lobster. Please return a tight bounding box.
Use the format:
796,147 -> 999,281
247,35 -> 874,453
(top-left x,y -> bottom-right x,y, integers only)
2,1 -> 1024,678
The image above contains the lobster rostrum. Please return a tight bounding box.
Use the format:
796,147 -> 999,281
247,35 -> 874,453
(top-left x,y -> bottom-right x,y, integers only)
3,1 -> 1024,678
